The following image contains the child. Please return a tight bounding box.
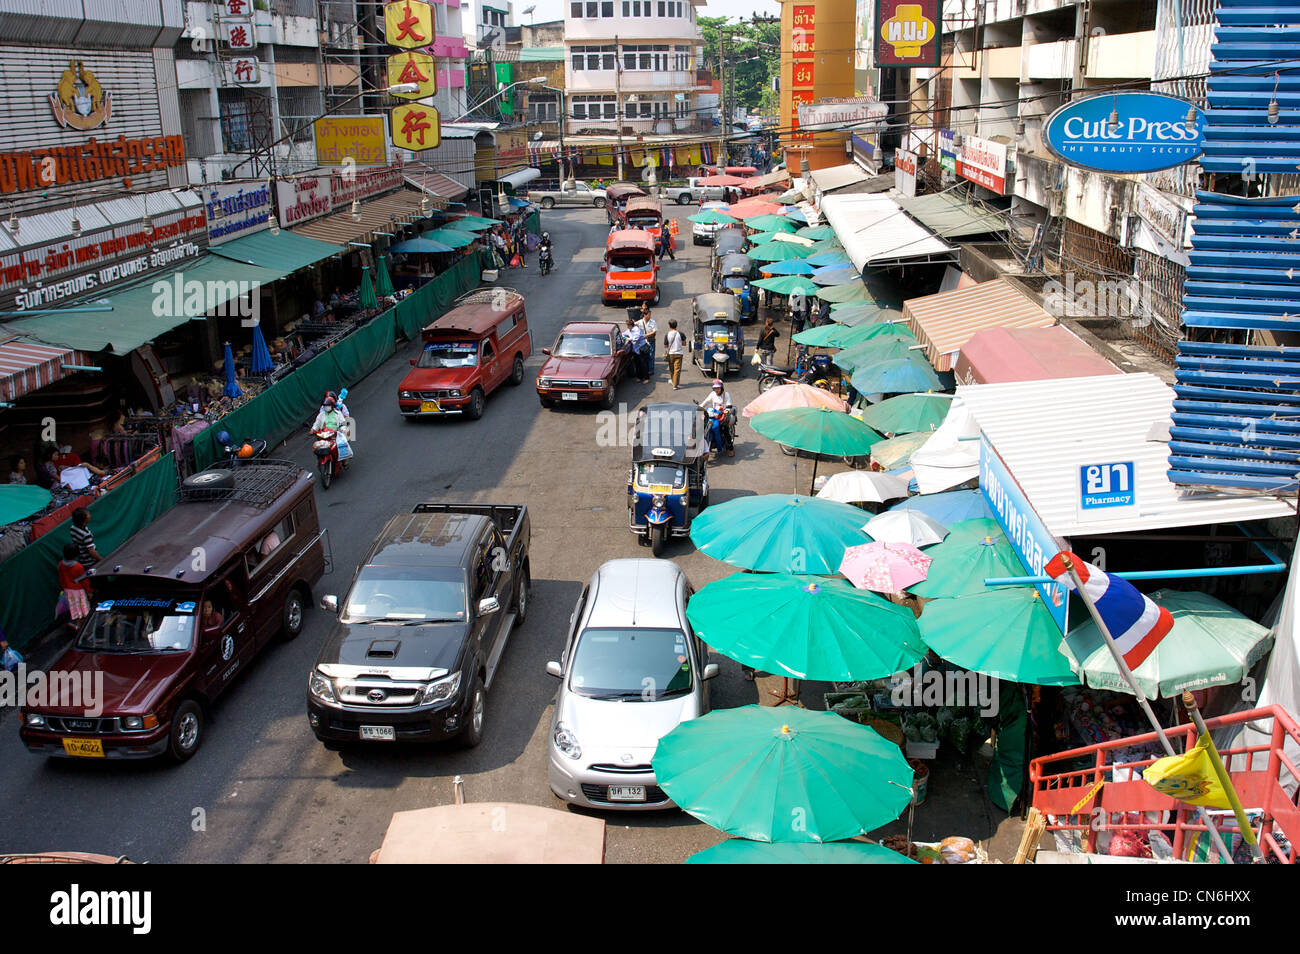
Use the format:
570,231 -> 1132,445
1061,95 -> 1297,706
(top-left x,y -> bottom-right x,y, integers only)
57,544 -> 91,631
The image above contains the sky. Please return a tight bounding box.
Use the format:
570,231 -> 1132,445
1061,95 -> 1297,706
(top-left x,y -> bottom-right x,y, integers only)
494,0 -> 782,26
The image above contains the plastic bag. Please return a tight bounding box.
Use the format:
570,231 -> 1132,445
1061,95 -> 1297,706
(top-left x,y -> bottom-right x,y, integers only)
336,434 -> 354,461
2,647 -> 22,671
750,351 -> 762,366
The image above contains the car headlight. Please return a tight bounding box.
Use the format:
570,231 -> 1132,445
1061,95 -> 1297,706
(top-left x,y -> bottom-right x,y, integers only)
539,378 -> 552,389
24,713 -> 45,728
587,380 -> 604,388
121,715 -> 143,730
449,390 -> 461,398
553,723 -> 582,761
308,669 -> 338,705
418,671 -> 461,705
652,494 -> 666,508
400,390 -> 414,400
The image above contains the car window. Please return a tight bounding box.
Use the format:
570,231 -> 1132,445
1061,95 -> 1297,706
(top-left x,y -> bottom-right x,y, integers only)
554,332 -> 613,357
418,341 -> 478,369
481,339 -> 496,363
342,566 -> 467,622
497,313 -> 517,336
472,541 -> 493,601
247,514 -> 295,576
568,627 -> 693,700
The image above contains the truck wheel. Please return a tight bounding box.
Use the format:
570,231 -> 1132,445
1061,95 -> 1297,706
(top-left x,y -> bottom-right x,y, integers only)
513,564 -> 530,628
466,388 -> 485,420
168,700 -> 204,762
508,355 -> 525,386
602,377 -> 618,410
652,287 -> 661,305
540,396 -> 554,408
281,587 -> 306,641
678,193 -> 692,205
541,197 -> 555,209
594,197 -> 606,208
459,676 -> 486,748
651,523 -> 668,557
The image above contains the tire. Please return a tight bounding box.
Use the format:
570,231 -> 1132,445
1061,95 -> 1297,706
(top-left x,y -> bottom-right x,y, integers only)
677,193 -> 692,205
513,564 -> 530,628
281,587 -> 306,641
602,377 -> 618,410
652,286 -> 661,305
508,355 -> 525,386
651,523 -> 668,557
167,700 -> 204,762
320,462 -> 332,490
593,197 -> 605,208
183,469 -> 236,491
541,197 -> 555,209
466,388 -> 485,420
459,675 -> 486,748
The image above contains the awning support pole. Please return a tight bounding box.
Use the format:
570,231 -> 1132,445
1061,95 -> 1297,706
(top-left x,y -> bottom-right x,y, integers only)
984,563 -> 1288,586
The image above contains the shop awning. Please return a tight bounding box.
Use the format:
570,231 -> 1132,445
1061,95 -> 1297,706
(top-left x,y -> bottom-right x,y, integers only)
0,337 -> 91,402
953,325 -> 1120,386
404,172 -> 470,204
809,163 -> 873,193
904,279 -> 1055,373
820,194 -> 955,272
897,192 -> 1007,239
741,169 -> 791,192
957,373 -> 1296,537
498,167 -> 541,190
290,187 -> 434,246
209,230 -> 343,272
4,256 -> 283,356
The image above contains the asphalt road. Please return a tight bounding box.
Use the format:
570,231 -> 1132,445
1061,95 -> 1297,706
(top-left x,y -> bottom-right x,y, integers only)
0,207 -> 828,864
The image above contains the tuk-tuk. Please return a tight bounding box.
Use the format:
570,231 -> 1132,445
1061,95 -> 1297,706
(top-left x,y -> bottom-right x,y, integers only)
623,195 -> 663,239
691,293 -> 744,378
710,227 -> 746,272
606,183 -> 647,225
627,402 -> 710,556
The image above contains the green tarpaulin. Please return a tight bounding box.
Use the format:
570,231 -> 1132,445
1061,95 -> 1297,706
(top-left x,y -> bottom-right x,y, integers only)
987,682 -> 1029,812
525,210 -> 541,236
0,485 -> 52,526
208,230 -> 343,272
0,453 -> 179,652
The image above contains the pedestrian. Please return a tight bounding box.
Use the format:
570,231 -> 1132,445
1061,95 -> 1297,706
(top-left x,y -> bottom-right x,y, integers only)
638,302 -> 658,375
70,507 -> 102,568
623,317 -> 650,382
8,455 -> 27,484
665,318 -> 684,389
57,544 -> 91,631
816,299 -> 832,326
758,318 -> 780,367
790,301 -> 805,337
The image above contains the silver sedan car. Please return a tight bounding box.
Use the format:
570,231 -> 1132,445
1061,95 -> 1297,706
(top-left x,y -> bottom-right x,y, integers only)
547,558 -> 718,811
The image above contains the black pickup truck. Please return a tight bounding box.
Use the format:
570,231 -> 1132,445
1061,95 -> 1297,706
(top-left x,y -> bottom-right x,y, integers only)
306,503 -> 530,749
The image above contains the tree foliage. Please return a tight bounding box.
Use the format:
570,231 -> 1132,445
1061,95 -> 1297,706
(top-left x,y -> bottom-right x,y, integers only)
698,16 -> 780,117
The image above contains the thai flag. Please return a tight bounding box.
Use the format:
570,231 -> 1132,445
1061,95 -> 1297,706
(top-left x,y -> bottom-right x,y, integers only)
1044,551 -> 1174,670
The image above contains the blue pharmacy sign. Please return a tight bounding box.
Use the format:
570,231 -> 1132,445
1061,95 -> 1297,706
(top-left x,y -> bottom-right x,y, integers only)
979,436 -> 1069,634
1080,461 -> 1136,511
1043,92 -> 1205,174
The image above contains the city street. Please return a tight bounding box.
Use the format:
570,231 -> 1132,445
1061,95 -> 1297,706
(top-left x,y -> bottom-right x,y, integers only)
0,206 -> 828,864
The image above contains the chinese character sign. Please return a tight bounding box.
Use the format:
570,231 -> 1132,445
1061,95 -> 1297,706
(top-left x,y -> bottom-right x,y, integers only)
230,57 -> 259,86
387,51 -> 437,99
222,18 -> 257,50
384,0 -> 434,49
315,117 -> 388,166
225,0 -> 250,13
391,103 -> 441,151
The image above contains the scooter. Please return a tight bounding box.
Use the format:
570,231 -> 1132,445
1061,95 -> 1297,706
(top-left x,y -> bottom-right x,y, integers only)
703,404 -> 735,460
312,428 -> 351,489
758,347 -> 834,393
539,245 -> 554,276
215,430 -> 269,465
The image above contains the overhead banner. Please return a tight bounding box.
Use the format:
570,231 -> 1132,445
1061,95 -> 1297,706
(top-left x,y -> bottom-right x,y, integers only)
314,116 -> 388,166
203,180 -> 271,244
1043,92 -> 1205,174
797,97 -> 887,130
874,0 -> 941,68
895,148 -> 918,197
957,134 -> 1009,195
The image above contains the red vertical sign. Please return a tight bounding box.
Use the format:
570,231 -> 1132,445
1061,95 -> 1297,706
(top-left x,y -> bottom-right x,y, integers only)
790,5 -> 817,146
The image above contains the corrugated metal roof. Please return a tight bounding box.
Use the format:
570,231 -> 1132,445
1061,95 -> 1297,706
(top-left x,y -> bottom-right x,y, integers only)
809,163 -> 873,193
897,192 -> 1007,239
957,373 -> 1296,538
0,189 -> 200,255
291,188 -> 434,246
953,325 -> 1120,386
820,194 -> 954,272
904,279 -> 1053,372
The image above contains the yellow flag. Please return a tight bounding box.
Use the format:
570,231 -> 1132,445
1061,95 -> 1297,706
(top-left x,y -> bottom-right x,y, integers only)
1143,734 -> 1231,808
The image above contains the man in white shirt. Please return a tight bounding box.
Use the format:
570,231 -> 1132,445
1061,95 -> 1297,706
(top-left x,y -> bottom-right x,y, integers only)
698,379 -> 735,455
622,317 -> 650,382
664,318 -> 685,389
638,304 -> 658,375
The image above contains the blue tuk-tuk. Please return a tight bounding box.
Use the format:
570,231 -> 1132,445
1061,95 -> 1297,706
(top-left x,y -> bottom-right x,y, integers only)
691,293 -> 744,378
716,252 -> 757,322
627,402 -> 710,556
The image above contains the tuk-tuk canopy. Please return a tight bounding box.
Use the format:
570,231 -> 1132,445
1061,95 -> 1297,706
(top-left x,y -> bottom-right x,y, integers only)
719,253 -> 753,276
632,402 -> 708,463
694,293 -> 741,324
606,184 -> 647,204
625,196 -> 662,216
606,229 -> 657,253
714,230 -> 746,254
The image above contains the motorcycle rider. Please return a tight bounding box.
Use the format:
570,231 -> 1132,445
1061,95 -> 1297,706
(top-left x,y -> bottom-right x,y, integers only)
310,393 -> 355,468
538,231 -> 555,274
699,379 -> 736,457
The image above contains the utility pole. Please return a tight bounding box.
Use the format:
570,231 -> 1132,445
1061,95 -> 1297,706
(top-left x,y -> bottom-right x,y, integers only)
717,28 -> 728,168
615,34 -> 625,181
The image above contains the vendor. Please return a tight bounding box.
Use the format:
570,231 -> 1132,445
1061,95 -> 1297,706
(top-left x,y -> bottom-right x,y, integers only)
7,455 -> 27,484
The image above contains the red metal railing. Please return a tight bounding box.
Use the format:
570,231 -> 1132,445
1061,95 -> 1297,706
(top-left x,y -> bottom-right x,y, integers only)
1029,704 -> 1300,863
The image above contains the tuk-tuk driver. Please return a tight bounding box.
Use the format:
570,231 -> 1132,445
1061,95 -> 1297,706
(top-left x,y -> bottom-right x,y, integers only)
699,379 -> 736,456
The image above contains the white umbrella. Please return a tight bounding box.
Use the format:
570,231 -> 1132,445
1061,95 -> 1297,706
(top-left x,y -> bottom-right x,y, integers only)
814,471 -> 910,505
863,509 -> 950,548
771,232 -> 816,247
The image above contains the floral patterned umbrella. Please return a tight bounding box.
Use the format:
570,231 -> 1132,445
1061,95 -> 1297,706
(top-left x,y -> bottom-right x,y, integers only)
839,541 -> 932,594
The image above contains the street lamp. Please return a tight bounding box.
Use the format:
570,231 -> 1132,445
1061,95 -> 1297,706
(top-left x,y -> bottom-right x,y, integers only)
450,76 -> 545,124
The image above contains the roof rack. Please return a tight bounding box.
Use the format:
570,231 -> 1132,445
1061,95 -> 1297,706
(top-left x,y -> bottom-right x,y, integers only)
179,459 -> 303,508
456,287 -> 523,306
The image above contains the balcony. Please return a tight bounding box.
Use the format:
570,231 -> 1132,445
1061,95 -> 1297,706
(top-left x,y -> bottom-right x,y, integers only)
567,69 -> 704,93
1085,30 -> 1156,79
986,45 -> 1021,79
564,18 -> 700,42
1025,38 -> 1076,80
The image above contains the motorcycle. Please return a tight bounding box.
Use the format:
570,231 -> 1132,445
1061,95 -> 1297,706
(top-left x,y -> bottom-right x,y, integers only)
758,347 -> 834,394
215,430 -> 269,466
703,404 -> 735,461
539,245 -> 554,276
311,428 -> 352,489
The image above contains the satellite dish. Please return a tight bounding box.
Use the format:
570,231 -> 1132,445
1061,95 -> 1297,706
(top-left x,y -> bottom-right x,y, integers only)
522,4 -> 536,13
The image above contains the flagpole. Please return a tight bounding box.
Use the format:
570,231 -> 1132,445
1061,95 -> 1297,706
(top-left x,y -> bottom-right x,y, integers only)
1057,553 -> 1235,863
1180,691 -> 1266,863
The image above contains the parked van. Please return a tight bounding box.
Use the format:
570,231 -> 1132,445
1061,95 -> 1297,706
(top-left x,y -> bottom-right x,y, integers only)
19,460 -> 327,762
602,230 -> 660,305
605,183 -> 647,225
397,288 -> 532,420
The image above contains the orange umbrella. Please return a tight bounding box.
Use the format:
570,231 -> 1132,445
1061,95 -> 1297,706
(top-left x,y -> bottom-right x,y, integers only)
727,200 -> 783,219
742,381 -> 849,418
699,174 -> 747,186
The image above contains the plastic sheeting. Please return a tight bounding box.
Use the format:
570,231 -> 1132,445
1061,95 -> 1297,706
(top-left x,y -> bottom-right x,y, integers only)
908,400 -> 982,494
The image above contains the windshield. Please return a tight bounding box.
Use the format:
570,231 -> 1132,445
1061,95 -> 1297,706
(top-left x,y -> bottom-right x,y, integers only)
626,214 -> 660,229
342,566 -> 467,623
77,601 -> 196,654
554,333 -> 612,358
569,627 -> 693,700
704,321 -> 737,340
418,341 -> 479,369
723,278 -> 746,292
607,255 -> 653,273
636,462 -> 686,490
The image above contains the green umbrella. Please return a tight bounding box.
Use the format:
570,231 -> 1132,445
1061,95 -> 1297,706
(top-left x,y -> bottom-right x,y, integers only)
830,335 -> 920,373
689,209 -> 739,225
870,431 -> 932,470
861,394 -> 953,435
748,242 -> 813,263
909,518 -> 1028,598
796,224 -> 837,240
653,705 -> 914,843
375,254 -> 395,298
806,238 -> 845,256
795,323 -> 912,349
746,214 -> 798,233
448,214 -> 502,230
754,275 -> 820,297
424,227 -> 478,248
849,356 -> 946,395
0,484 -> 52,526
745,230 -> 783,245
751,407 -> 883,456
689,494 -> 872,574
760,259 -> 816,276
1061,589 -> 1274,698
818,282 -> 874,303
686,573 -> 927,681
805,252 -> 851,268
918,588 -> 1081,685
828,304 -> 905,327
359,265 -> 378,309
688,839 -> 917,864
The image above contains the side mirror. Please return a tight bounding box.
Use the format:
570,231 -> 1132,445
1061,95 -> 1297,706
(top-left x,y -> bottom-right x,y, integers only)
545,660 -> 563,678
409,358 -> 417,366
600,265 -> 607,272
703,663 -> 721,681
541,347 -> 551,356
478,595 -> 501,616
320,595 -> 338,613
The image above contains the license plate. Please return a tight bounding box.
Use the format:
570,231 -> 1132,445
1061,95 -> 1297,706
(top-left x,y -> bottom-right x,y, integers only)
62,737 -> 104,758
607,785 -> 646,802
419,400 -> 441,413
712,335 -> 730,343
562,392 -> 579,401
621,291 -> 637,300
359,725 -> 396,741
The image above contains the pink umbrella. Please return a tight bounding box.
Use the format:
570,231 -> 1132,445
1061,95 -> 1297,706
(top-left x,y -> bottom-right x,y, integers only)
742,382 -> 850,418
839,541 -> 932,594
727,200 -> 783,219
699,174 -> 747,186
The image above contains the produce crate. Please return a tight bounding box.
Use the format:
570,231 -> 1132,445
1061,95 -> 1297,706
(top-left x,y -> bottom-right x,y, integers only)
906,740 -> 940,760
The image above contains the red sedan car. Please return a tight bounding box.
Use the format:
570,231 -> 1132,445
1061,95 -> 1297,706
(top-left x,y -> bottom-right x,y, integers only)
536,321 -> 630,409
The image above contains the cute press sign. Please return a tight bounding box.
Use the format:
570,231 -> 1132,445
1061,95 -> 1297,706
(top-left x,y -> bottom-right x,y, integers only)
1044,93 -> 1205,174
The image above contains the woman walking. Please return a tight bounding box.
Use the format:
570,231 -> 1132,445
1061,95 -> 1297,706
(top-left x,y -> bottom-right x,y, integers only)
757,318 -> 780,367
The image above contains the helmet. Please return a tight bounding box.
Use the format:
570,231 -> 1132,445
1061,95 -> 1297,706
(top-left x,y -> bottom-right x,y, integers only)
323,395 -> 336,408
542,232 -> 550,240
217,430 -> 232,447
237,443 -> 255,459
712,378 -> 724,390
